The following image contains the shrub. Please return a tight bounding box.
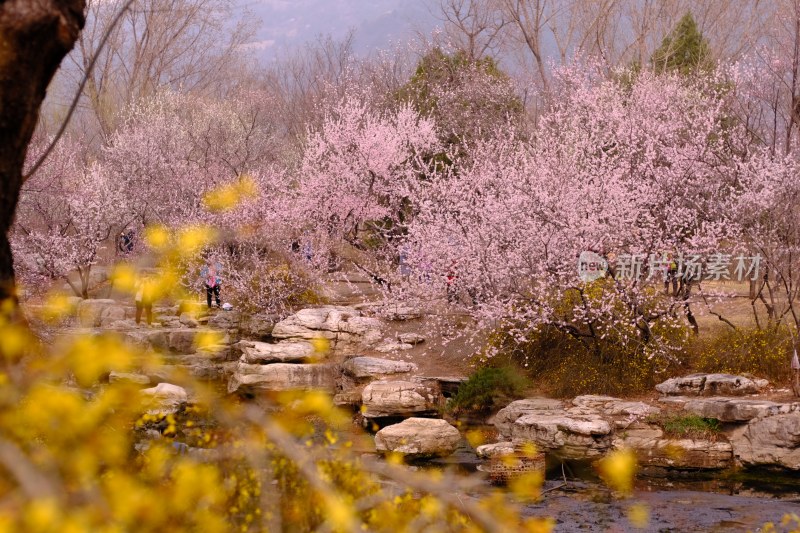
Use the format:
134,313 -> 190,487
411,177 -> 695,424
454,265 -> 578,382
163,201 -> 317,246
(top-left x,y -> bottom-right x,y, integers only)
448,366 -> 528,415
488,320 -> 688,398
689,325 -> 793,383
484,281 -> 691,398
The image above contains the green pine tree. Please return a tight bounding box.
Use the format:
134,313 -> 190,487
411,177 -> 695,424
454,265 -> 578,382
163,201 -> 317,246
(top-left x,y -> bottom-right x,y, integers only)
651,12 -> 713,75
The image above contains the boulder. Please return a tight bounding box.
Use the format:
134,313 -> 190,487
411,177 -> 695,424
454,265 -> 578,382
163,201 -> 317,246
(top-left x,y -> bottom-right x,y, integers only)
629,437 -> 732,470
78,299 -> 120,327
140,383 -> 188,414
655,374 -> 768,397
271,306 -> 382,347
374,341 -> 414,353
681,397 -> 799,422
491,398 -> 565,439
510,411 -> 613,460
196,344 -> 232,362
398,332 -> 425,345
227,362 -> 336,393
207,310 -> 240,330
186,360 -> 236,382
614,425 -> 732,469
109,371 -> 151,386
333,390 -> 363,408
179,313 -> 200,328
238,313 -> 277,340
361,380 -> 440,419
123,329 -> 168,351
168,329 -> 229,354
728,411 -> 800,470
342,357 -> 417,379
571,395 -> 660,429
238,341 -> 315,364
475,442 -> 516,459
158,316 -> 181,328
168,329 -> 198,353
374,418 -> 460,458
100,305 -> 129,327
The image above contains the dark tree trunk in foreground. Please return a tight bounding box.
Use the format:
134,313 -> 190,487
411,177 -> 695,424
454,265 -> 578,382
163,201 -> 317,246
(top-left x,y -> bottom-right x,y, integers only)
0,0 -> 85,304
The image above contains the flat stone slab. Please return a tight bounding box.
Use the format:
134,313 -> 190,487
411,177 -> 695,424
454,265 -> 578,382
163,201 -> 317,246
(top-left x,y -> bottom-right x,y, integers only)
227,362 -> 336,393
238,340 -> 315,364
374,341 -> 414,353
682,397 -> 799,422
361,380 -> 440,418
475,442 -> 515,459
375,418 -> 460,458
510,412 -> 613,460
656,374 -> 768,397
572,395 -> 660,417
342,356 -> 418,379
615,430 -> 733,470
109,371 -> 151,386
271,306 -> 382,345
491,398 -> 565,439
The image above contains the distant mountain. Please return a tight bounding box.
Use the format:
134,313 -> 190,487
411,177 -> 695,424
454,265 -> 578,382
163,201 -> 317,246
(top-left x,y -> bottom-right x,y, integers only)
241,0 -> 437,61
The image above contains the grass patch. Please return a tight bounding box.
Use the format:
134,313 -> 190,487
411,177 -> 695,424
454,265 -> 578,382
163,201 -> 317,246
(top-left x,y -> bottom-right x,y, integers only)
647,413 -> 721,440
448,366 -> 528,415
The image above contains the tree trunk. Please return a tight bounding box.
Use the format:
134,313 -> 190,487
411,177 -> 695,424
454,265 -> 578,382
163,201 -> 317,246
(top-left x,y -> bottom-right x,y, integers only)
0,0 -> 85,305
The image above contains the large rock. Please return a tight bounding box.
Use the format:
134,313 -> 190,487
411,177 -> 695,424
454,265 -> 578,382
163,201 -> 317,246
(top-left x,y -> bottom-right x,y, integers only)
239,341 -> 315,364
100,305 -> 129,327
614,426 -> 733,469
361,380 -> 440,418
374,418 -> 460,458
167,329 -> 228,354
655,374 -> 768,397
109,371 -> 151,386
168,329 -> 200,353
179,313 -> 200,328
681,397 -> 799,422
475,442 -> 515,459
728,411 -> 800,470
571,395 -> 660,429
640,439 -> 732,469
510,412 -> 613,460
196,344 -> 233,362
78,299 -> 121,327
238,313 -> 277,340
140,383 -> 188,414
342,357 -> 418,379
491,398 -> 565,439
123,329 -> 168,351
398,332 -> 425,345
207,310 -> 241,330
227,362 -> 336,393
374,341 -> 414,353
271,306 -> 382,347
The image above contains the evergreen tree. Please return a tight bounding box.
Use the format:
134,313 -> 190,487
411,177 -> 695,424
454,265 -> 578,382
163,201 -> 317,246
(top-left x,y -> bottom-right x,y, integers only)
651,12 -> 713,75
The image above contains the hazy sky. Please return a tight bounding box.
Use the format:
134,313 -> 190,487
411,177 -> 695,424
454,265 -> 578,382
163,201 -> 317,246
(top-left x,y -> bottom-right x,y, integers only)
241,0 -> 437,61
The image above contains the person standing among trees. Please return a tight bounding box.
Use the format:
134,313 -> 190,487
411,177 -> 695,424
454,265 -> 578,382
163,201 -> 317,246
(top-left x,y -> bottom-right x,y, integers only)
201,259 -> 222,308
134,273 -> 155,326
665,253 -> 679,296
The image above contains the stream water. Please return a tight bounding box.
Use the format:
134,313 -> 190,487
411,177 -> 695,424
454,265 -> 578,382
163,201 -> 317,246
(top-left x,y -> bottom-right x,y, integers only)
418,441 -> 800,532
